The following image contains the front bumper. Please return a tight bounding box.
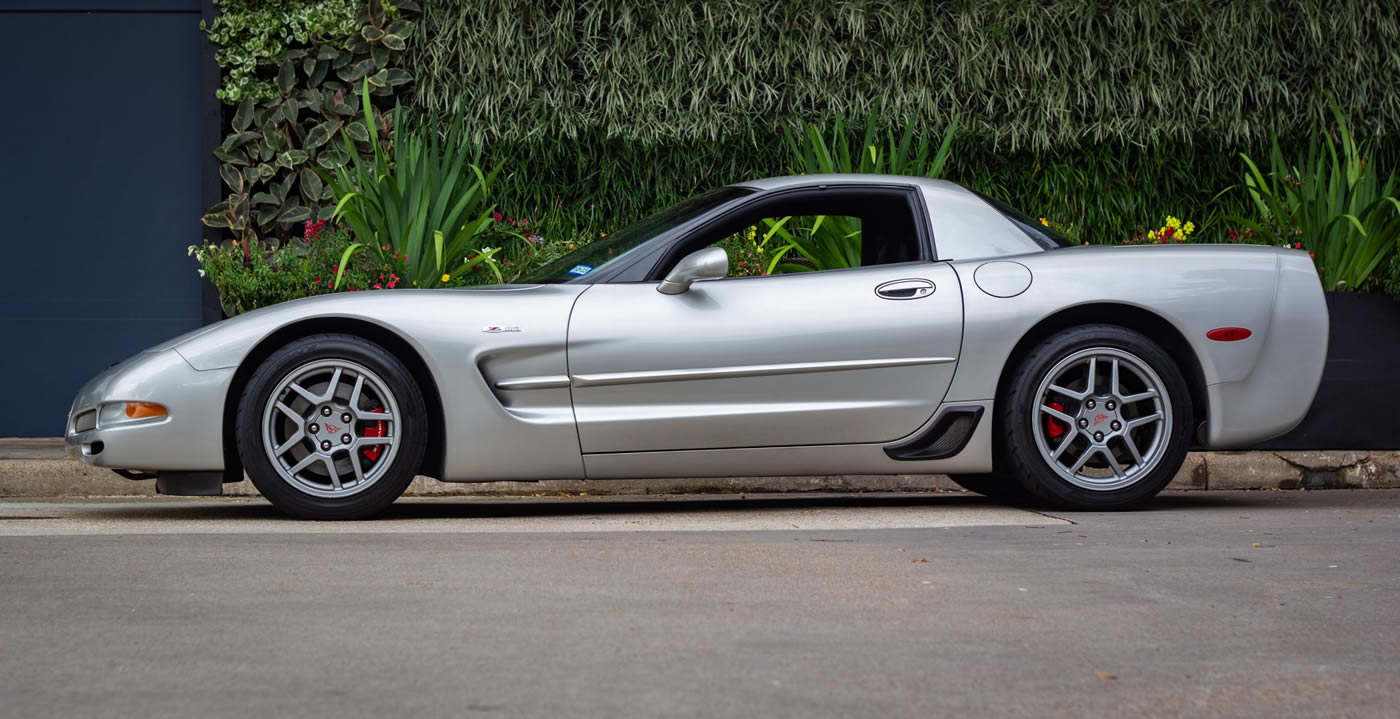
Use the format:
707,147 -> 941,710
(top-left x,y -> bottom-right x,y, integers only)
65,349 -> 235,472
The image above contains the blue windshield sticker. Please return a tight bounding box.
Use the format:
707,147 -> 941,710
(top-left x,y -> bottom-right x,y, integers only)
567,264 -> 594,276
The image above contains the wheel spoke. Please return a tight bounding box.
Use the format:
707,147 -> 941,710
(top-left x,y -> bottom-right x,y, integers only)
1039,404 -> 1076,424
1120,389 -> 1158,404
353,436 -> 392,450
348,375 -> 365,412
289,382 -> 320,405
349,451 -> 365,485
286,452 -> 319,476
1111,359 -> 1121,396
1104,448 -> 1126,478
324,368 -> 343,403
1086,357 -> 1097,395
1126,412 -> 1163,430
1068,446 -> 1095,474
1047,383 -> 1088,400
1121,432 -> 1145,464
274,428 -> 305,456
323,456 -> 341,490
1051,432 -> 1076,461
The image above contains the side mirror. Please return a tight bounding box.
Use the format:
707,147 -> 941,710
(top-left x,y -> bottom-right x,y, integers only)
657,247 -> 728,295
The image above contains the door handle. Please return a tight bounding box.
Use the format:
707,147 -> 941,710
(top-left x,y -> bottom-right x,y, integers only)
874,278 -> 935,300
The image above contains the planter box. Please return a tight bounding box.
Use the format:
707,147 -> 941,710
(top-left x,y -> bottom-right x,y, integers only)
1255,292 -> 1400,450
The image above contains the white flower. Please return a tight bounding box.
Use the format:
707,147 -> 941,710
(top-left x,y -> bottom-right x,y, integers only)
187,245 -> 196,256
198,269 -> 206,277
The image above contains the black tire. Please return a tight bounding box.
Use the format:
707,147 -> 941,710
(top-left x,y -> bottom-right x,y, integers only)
998,324 -> 1192,511
236,333 -> 428,520
946,473 -> 1034,504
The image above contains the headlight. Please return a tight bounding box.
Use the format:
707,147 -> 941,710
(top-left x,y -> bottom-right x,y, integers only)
98,402 -> 168,427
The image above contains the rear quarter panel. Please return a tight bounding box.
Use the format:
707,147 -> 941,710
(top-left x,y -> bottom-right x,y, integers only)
946,244 -> 1325,447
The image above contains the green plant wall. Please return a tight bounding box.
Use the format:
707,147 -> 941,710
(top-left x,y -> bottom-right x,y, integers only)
402,0 -> 1399,245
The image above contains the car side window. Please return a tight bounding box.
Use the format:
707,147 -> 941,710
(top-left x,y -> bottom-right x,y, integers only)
656,186 -> 926,281
712,215 -> 865,277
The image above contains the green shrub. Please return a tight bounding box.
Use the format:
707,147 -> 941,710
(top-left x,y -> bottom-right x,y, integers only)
1234,99 -> 1400,291
202,0 -> 418,250
325,82 -> 504,289
191,225 -> 389,316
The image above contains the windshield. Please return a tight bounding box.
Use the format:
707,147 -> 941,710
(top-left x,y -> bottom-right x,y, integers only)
972,190 -> 1076,249
522,186 -> 753,283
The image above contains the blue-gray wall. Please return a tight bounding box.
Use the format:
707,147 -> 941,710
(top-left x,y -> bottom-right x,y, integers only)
0,1 -> 214,436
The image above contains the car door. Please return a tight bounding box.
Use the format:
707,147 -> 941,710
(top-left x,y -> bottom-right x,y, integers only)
565,262 -> 963,453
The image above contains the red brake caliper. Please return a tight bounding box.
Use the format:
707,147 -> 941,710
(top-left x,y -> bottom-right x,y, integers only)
1045,401 -> 1066,438
361,408 -> 386,462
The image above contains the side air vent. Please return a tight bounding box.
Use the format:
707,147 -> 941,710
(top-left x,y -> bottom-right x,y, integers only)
883,406 -> 984,461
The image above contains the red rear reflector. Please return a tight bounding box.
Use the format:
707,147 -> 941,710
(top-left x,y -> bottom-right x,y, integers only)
1206,327 -> 1252,342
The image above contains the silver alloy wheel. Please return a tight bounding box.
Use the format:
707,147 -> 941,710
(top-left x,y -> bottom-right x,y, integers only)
1030,347 -> 1172,491
260,359 -> 402,499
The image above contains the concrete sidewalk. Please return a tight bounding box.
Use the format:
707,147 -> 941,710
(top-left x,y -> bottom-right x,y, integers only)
3,438 -> 1398,498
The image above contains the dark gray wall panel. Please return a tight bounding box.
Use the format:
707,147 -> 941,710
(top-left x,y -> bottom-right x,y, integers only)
1,10 -> 203,436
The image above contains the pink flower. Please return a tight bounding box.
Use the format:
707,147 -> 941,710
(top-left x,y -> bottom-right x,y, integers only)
373,283 -> 382,289
492,211 -> 503,222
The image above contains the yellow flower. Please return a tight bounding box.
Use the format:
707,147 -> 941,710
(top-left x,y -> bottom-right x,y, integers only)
441,274 -> 451,283
1148,229 -> 1157,240
1166,216 -> 1181,229
1183,221 -> 1196,235
568,243 -> 575,249
1039,217 -> 1049,226
600,232 -> 607,238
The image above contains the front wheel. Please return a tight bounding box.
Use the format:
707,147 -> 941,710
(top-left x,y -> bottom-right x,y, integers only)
236,334 -> 428,520
998,324 -> 1192,511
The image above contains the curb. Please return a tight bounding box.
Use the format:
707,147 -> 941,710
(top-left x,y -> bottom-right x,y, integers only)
1,440 -> 1397,497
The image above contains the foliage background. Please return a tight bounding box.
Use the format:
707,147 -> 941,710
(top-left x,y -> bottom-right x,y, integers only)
206,0 -> 1400,293
404,0 -> 1400,245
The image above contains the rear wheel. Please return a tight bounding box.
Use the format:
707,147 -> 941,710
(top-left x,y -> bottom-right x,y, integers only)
998,324 -> 1191,511
236,334 -> 427,520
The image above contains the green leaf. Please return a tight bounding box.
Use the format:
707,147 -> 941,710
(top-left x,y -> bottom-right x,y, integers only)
367,69 -> 390,88
251,192 -> 280,206
277,61 -> 295,95
333,243 -> 365,289
346,121 -> 369,143
299,169 -> 323,205
304,123 -> 332,150
232,98 -> 253,132
279,149 -> 310,167
381,34 -> 406,51
212,147 -> 249,166
200,206 -> 231,228
219,164 -> 244,194
362,26 -> 385,42
385,69 -> 412,87
278,204 -> 313,224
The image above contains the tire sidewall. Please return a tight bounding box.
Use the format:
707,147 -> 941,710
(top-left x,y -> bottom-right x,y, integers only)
1000,324 -> 1193,510
236,334 -> 427,520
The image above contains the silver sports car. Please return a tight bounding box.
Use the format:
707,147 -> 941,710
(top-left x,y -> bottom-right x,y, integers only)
66,175 -> 1329,519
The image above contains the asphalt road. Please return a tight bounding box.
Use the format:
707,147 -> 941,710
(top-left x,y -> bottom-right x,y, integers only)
2,491 -> 1398,718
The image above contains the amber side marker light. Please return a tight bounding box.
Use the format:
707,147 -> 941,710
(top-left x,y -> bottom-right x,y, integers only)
125,402 -> 168,419
1206,328 -> 1252,342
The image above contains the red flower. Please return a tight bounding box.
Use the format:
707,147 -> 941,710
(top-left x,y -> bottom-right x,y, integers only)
313,276 -> 320,283
387,281 -> 396,289
492,211 -> 503,222
1227,229 -> 1238,240
373,283 -> 382,289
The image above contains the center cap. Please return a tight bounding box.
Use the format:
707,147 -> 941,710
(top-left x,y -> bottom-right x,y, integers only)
1080,399 -> 1121,443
